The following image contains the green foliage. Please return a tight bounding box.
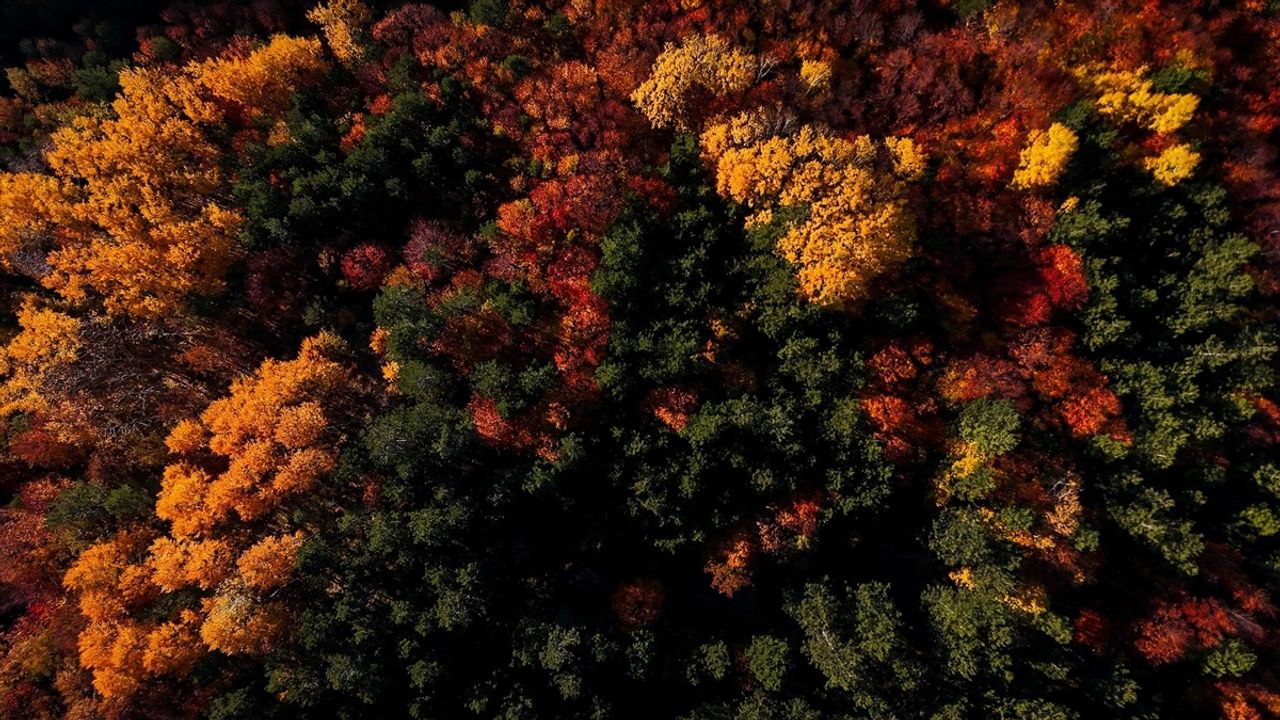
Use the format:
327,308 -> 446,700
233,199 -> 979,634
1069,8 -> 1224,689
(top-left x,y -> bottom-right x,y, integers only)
1202,639 -> 1256,678
234,86 -> 499,249
46,482 -> 151,539
1,4 -> 1277,720
744,636 -> 789,692
690,641 -> 730,684
955,398 -> 1021,455
788,581 -> 920,713
72,56 -> 128,102
921,584 -> 1018,682
1053,143 -> 1278,578
468,0 -> 507,27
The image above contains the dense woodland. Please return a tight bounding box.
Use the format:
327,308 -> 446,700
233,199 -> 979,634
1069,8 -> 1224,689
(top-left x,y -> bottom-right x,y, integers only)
0,0 -> 1279,718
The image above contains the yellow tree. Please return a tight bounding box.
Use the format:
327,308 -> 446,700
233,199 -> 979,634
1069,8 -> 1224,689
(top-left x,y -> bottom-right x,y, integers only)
0,173 -> 75,277
0,36 -> 327,318
64,334 -> 353,700
62,529 -> 166,700
157,333 -> 350,532
1011,123 -> 1078,189
631,34 -> 758,131
704,114 -> 918,307
192,35 -> 329,118
307,0 -> 373,65
150,332 -> 350,653
1077,64 -> 1201,186
1144,143 -> 1200,186
632,36 -> 921,308
0,299 -> 81,421
1084,65 -> 1199,134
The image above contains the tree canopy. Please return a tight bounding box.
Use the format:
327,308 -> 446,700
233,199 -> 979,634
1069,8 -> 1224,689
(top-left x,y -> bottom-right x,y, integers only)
0,1 -> 1279,719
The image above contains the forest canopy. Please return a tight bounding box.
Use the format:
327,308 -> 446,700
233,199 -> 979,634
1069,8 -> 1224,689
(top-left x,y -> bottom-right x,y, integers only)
1,1 -> 1279,719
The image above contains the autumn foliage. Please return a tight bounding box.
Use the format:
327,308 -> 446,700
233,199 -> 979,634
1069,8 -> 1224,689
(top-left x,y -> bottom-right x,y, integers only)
63,333 -> 351,699
0,1 -> 1279,719
0,35 -> 327,317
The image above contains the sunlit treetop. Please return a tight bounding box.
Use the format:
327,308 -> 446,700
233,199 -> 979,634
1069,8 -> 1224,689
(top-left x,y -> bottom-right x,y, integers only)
0,36 -> 327,318
1084,65 -> 1199,134
307,0 -> 373,65
631,34 -> 757,131
157,332 -> 350,536
0,299 -> 81,419
703,112 -> 919,307
1144,143 -> 1200,186
1011,123 -> 1078,190
62,333 -> 352,700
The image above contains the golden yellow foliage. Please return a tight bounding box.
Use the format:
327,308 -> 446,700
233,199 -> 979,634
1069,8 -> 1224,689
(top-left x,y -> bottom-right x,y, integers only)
203,333 -> 347,452
63,531 -> 173,699
0,299 -> 82,419
1086,66 -> 1199,133
237,532 -> 306,592
199,585 -> 288,656
0,36 -> 327,317
699,109 -> 788,160
885,136 -> 927,180
933,441 -> 987,506
308,0 -> 373,64
65,335 -> 353,698
0,173 -> 75,274
381,360 -> 401,384
164,418 -> 207,455
709,123 -> 916,306
141,611 -> 203,676
799,58 -> 832,93
631,35 -> 757,130
369,326 -> 389,355
146,336 -> 349,659
64,531 -> 158,621
88,624 -> 146,699
1002,584 -> 1048,615
269,446 -> 337,498
195,36 -> 327,116
155,463 -> 220,538
1143,143 -> 1200,185
1011,123 -> 1078,189
1,301 -> 81,370
949,566 -> 976,589
147,536 -> 195,592
147,537 -> 234,592
274,401 -> 329,449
